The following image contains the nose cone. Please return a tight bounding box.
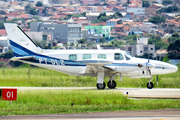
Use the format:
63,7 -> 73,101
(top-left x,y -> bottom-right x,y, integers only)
173,65 -> 178,73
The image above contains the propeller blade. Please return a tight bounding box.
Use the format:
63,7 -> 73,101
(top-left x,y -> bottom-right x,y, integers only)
157,75 -> 158,85
148,69 -> 151,76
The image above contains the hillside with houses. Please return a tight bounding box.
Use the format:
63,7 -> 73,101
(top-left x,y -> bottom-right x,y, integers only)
0,0 -> 180,63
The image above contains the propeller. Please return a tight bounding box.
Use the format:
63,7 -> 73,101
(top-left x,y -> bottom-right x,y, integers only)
157,75 -> 158,85
146,49 -> 153,77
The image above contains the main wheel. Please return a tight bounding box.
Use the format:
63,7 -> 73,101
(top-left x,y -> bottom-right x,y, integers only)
147,82 -> 154,89
97,82 -> 106,89
107,80 -> 116,89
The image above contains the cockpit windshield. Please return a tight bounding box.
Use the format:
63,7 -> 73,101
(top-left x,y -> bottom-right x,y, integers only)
125,52 -> 134,60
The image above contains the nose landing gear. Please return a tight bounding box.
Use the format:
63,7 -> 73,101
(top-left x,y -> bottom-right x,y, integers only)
147,78 -> 154,89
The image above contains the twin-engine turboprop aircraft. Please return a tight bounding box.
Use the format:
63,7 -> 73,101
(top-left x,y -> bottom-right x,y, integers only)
4,23 -> 178,89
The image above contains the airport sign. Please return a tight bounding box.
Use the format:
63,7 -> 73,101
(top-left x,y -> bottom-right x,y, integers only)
2,89 -> 17,101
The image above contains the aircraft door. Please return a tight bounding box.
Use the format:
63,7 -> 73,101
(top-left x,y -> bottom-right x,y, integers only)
114,53 -> 125,72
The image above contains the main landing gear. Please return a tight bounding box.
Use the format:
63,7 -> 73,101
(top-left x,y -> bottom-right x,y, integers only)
147,78 -> 154,89
97,76 -> 117,89
97,81 -> 117,89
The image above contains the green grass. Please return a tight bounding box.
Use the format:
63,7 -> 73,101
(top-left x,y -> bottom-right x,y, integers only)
0,90 -> 180,115
0,67 -> 180,88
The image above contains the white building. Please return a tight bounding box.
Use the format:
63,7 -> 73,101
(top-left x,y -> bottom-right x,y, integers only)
131,22 -> 158,34
125,38 -> 155,57
127,7 -> 145,15
0,36 -> 9,53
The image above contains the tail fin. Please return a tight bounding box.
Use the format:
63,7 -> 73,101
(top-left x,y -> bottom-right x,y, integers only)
4,23 -> 41,57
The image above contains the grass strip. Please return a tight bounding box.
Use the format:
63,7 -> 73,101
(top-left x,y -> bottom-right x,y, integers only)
0,67 -> 180,88
0,90 -> 180,115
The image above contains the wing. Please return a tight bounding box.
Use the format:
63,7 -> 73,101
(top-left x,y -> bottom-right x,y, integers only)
78,60 -> 115,74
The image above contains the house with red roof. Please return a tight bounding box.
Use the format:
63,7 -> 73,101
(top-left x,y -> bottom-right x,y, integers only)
17,14 -> 33,21
0,30 -> 7,36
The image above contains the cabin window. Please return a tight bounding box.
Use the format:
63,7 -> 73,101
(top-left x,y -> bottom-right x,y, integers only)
83,54 -> 91,60
69,54 -> 77,60
114,53 -> 124,60
98,54 -> 106,59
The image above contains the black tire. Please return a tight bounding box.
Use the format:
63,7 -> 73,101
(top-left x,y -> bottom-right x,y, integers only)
97,82 -> 106,89
107,80 -> 116,89
147,82 -> 154,89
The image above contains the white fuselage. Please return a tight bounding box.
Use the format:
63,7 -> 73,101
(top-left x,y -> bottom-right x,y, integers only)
20,49 -> 178,78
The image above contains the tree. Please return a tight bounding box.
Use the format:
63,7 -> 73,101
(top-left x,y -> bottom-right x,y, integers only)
0,50 -> 14,59
52,8 -> 57,11
0,21 -> 5,29
81,12 -> 86,17
148,16 -> 166,24
168,32 -> 180,43
64,14 -> 72,20
103,2 -> 110,6
25,4 -> 32,11
0,10 -> 6,15
126,0 -> 131,5
157,6 -> 179,14
99,37 -> 106,45
172,32 -> 179,38
162,0 -> 173,5
42,8 -> 48,16
167,40 -> 180,59
29,8 -> 38,15
142,0 -> 150,7
77,38 -> 86,48
36,1 -> 43,7
110,39 -> 125,47
162,55 -> 170,63
132,34 -> 137,41
97,12 -> 106,19
113,12 -> 123,18
155,41 -> 169,50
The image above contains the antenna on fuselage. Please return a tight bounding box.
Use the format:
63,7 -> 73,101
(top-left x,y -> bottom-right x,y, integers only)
97,45 -> 101,50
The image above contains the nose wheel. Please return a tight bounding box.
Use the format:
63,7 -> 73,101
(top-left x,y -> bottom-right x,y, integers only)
147,82 -> 154,89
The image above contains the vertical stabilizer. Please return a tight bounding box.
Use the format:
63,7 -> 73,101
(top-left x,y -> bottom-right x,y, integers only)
4,23 -> 41,56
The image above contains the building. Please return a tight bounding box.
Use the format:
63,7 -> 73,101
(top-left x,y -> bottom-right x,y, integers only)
84,25 -> 111,40
127,7 -> 145,15
162,19 -> 180,34
0,36 -> 9,53
30,22 -> 82,44
145,8 -> 156,15
80,0 -> 99,5
131,22 -> 158,34
106,19 -> 122,28
124,38 -> 155,57
86,12 -> 114,21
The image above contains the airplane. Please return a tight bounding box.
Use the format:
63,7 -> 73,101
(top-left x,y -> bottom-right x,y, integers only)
4,23 -> 178,89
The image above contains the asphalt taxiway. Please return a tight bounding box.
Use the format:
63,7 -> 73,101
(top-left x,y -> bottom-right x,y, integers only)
0,87 -> 180,120
0,109 -> 180,120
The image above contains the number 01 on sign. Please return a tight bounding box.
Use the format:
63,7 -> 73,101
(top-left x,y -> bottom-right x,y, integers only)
2,89 -> 17,101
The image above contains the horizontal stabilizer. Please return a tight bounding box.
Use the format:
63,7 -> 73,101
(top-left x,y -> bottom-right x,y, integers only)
10,56 -> 35,61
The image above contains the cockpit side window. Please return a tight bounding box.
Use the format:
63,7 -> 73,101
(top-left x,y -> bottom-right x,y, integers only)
114,53 -> 124,60
125,55 -> 131,60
